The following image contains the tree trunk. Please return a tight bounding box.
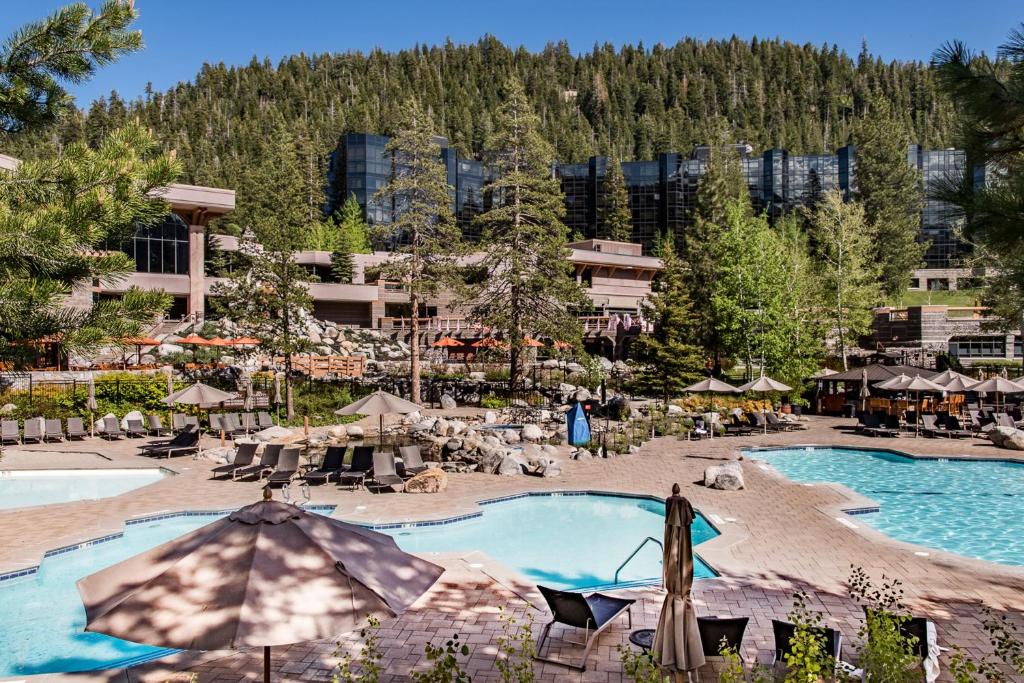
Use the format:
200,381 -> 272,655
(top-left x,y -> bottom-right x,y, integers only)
410,290 -> 421,404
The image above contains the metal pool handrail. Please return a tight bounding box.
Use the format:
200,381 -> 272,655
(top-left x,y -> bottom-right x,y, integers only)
614,536 -> 663,584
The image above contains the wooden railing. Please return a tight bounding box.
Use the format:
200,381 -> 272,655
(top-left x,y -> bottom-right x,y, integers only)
274,355 -> 366,378
381,315 -> 647,334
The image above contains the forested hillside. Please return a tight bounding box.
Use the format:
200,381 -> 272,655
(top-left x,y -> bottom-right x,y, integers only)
2,35 -> 956,211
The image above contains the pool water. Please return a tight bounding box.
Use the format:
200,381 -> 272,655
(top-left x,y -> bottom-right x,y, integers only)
0,493 -> 716,676
749,447 -> 1024,566
0,469 -> 170,510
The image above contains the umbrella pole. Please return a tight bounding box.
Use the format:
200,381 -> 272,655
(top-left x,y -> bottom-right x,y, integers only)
264,645 -> 271,683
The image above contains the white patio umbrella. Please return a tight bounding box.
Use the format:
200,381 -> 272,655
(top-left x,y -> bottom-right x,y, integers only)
737,375 -> 793,433
334,390 -> 421,443
875,374 -> 944,435
86,375 -> 98,437
930,369 -> 976,387
972,377 -> 1024,413
683,378 -> 739,439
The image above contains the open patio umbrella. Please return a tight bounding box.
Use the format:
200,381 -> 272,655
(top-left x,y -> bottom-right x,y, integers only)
431,337 -> 462,348
78,490 -> 444,683
652,484 -> 704,679
164,382 -> 237,447
334,390 -> 421,442
737,375 -> 793,433
810,367 -> 838,379
229,336 -> 262,347
472,337 -> 508,349
683,378 -> 739,439
875,374 -> 944,435
121,336 -> 160,368
972,377 -> 1024,412
177,334 -> 212,362
522,337 -> 545,347
931,369 -> 977,387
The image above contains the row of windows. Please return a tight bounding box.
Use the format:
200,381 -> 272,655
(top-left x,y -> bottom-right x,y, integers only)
949,336 -> 1023,358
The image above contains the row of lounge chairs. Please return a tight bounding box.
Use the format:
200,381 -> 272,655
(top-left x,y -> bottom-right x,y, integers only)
538,585 -> 931,672
212,443 -> 430,491
691,411 -> 806,438
855,410 -> 1014,438
2,417 -> 95,444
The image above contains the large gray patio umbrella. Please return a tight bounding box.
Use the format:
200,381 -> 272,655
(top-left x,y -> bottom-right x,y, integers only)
737,375 -> 793,433
652,484 -> 705,679
972,377 -> 1024,413
163,382 -> 237,446
78,490 -> 444,683
683,378 -> 738,440
334,390 -> 421,442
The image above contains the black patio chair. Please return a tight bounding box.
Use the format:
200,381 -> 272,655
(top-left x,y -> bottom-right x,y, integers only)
698,616 -> 750,659
534,585 -> 635,671
369,450 -> 405,490
338,446 -> 374,490
211,442 -> 259,479
772,619 -> 842,667
232,443 -> 283,481
265,446 -> 301,487
305,446 -> 347,485
398,444 -> 429,478
147,414 -> 172,436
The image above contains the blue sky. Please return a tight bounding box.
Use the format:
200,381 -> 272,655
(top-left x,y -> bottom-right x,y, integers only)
4,0 -> 1020,107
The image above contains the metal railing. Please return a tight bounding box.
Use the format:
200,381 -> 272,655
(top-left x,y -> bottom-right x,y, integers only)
613,536 -> 663,584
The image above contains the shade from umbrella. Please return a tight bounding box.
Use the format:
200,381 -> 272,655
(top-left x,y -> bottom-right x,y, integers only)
335,390 -> 422,441
737,375 -> 792,393
431,337 -> 462,348
682,378 -> 739,393
164,382 -> 236,407
78,494 -> 444,683
652,485 -> 705,674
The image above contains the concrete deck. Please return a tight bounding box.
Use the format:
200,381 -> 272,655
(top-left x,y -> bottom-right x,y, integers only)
1,416 -> 1022,682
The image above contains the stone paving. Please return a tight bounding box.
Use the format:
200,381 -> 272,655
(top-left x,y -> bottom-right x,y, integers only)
1,417 -> 1023,682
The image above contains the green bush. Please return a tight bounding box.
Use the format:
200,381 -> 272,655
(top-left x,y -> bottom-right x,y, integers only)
480,393 -> 508,409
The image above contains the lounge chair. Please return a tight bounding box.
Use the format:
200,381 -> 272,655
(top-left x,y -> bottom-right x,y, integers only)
224,413 -> 246,435
101,416 -> 125,440
338,446 -> 374,489
257,411 -> 274,429
698,616 -> 750,660
766,413 -> 803,431
211,442 -> 259,479
140,429 -> 199,458
920,414 -> 947,438
265,446 -> 301,487
1,419 -> 20,445
398,445 -> 429,478
66,417 -> 88,440
43,419 -> 64,442
967,410 -> 985,432
172,413 -> 187,432
943,416 -> 973,439
772,619 -> 842,667
862,414 -> 897,438
22,419 -> 44,443
861,607 -> 931,661
725,414 -> 752,436
305,446 -> 347,485
747,412 -> 777,433
183,415 -> 200,431
242,413 -> 257,432
995,413 -> 1016,429
369,451 -> 405,490
126,419 -> 148,438
232,443 -> 282,481
147,414 -> 172,436
534,585 -> 635,670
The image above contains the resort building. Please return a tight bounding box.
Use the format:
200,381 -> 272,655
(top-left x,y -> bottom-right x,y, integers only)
868,305 -> 1022,367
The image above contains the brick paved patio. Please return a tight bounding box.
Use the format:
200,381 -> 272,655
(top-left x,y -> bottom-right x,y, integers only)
1,416 -> 1022,682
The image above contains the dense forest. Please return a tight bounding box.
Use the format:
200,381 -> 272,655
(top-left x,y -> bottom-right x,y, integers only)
2,35 -> 957,208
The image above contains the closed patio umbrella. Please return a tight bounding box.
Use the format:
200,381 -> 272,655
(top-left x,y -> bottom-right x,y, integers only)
652,484 -> 704,679
334,390 -> 421,442
78,490 -> 444,683
859,368 -> 871,412
87,375 -> 98,437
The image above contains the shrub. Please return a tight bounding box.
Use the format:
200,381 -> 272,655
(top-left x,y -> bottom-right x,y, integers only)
411,634 -> 471,683
783,591 -> 836,683
480,393 -> 508,409
496,610 -> 535,683
948,608 -> 1024,682
847,567 -> 919,683
618,644 -> 666,683
334,617 -> 383,683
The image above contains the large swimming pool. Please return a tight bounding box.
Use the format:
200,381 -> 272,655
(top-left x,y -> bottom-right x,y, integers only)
748,447 -> 1024,566
0,469 -> 170,510
0,492 -> 717,676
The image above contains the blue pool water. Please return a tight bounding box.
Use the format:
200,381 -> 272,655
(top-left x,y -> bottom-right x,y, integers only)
0,469 -> 170,510
0,493 -> 717,676
748,447 -> 1024,566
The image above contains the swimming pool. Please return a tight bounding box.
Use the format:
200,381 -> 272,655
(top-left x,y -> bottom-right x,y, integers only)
748,447 -> 1024,566
0,469 -> 171,511
0,492 -> 717,676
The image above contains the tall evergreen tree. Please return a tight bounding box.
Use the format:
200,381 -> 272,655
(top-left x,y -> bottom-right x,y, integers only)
631,231 -> 706,401
468,78 -> 588,389
933,25 -> 1024,328
853,97 -> 925,300
597,156 -> 633,242
329,194 -> 372,284
373,100 -> 461,404
807,191 -> 881,370
0,2 -> 179,369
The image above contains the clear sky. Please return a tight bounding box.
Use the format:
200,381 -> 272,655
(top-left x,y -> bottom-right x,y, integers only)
4,0 -> 1021,108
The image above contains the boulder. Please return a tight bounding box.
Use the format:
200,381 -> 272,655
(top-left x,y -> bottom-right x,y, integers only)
404,468 -> 448,493
502,429 -> 521,444
479,449 -> 505,474
0,403 -> 16,415
597,356 -> 614,370
542,444 -> 559,456
308,331 -> 322,344
345,425 -> 364,438
469,371 -> 486,381
140,354 -> 157,365
1004,430 -> 1024,451
324,326 -> 340,339
542,359 -> 561,369
566,362 -> 586,374
432,418 -> 450,435
498,453 -> 527,476
573,448 -> 593,461
704,461 -> 745,491
482,435 -> 503,449
521,423 -> 544,441
573,388 -> 592,402
253,425 -> 294,442
484,410 -> 498,424
404,411 -> 422,424
120,410 -> 145,430
193,446 -> 234,464
440,394 -> 457,410
450,420 -> 467,435
989,426 -> 1016,447
666,404 -> 684,415
157,343 -> 184,356
538,457 -> 563,477
557,383 -> 576,394
445,439 -> 463,452
628,445 -> 641,455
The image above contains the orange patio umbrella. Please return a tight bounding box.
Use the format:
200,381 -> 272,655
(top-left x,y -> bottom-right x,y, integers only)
523,337 -> 545,347
472,337 -> 508,349
229,336 -> 262,347
432,337 -> 463,348
553,340 -> 572,350
206,337 -> 234,347
120,337 -> 161,368
177,334 -> 212,345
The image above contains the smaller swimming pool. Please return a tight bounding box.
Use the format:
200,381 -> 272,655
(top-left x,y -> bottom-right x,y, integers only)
0,469 -> 171,511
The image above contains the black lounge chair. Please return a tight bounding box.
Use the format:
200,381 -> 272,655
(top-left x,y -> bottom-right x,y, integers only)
725,414 -> 752,436
242,413 -> 257,432
147,414 -> 172,436
233,443 -> 282,481
534,584 -> 635,670
1,419 -> 19,445
266,446 -> 302,487
183,415 -> 200,431
101,416 -> 125,440
747,412 -> 777,433
126,419 -> 148,438
338,446 -> 374,490
43,419 -> 64,442
212,442 -> 259,479
943,416 -> 973,439
772,619 -> 842,667
398,445 -> 429,478
222,413 -> 246,436
66,417 -> 88,440
305,446 -> 347,485
140,429 -> 199,458
920,414 -> 947,438
862,414 -> 898,438
23,419 -> 43,444
766,412 -> 804,431
369,451 -> 405,490
698,616 -> 750,659
257,411 -> 274,429
862,607 -> 931,661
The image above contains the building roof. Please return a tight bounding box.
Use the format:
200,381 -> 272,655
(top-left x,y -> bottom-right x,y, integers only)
823,363 -> 937,383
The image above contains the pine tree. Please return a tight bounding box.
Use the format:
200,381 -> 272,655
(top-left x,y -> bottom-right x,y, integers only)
807,191 -> 881,370
853,96 -> 925,300
329,194 -> 371,284
597,156 -> 633,242
631,231 -> 706,401
468,78 -> 588,389
0,2 -> 179,369
373,100 -> 462,404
